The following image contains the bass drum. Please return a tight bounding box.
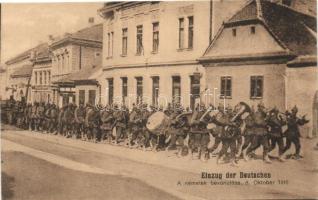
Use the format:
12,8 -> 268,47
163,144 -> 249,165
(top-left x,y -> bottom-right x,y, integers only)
146,111 -> 169,135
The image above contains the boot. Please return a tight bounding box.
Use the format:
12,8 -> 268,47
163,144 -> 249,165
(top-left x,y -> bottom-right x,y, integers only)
264,155 -> 272,164
278,155 -> 285,162
243,150 -> 249,162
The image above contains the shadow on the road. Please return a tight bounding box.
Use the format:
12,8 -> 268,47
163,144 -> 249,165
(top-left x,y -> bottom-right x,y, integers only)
2,172 -> 15,200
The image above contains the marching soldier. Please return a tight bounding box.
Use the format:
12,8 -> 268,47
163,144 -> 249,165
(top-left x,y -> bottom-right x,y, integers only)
208,104 -> 224,156
36,102 -> 45,131
30,102 -> 39,131
267,107 -> 286,161
282,106 -> 309,159
85,104 -> 101,142
189,103 -> 209,161
43,102 -> 52,133
113,104 -> 127,144
245,103 -> 271,163
58,105 -> 66,135
128,106 -> 143,148
48,103 -> 59,134
100,105 -> 114,143
140,104 -> 152,150
74,103 -> 86,139
166,104 -> 188,157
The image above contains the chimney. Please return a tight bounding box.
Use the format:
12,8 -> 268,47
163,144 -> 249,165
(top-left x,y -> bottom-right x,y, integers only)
88,17 -> 95,26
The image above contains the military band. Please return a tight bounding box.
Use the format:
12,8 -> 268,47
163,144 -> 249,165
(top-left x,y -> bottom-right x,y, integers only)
2,96 -> 310,166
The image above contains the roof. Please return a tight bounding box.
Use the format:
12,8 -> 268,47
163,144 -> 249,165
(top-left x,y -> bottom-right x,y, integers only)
10,65 -> 33,78
71,23 -> 103,42
50,24 -> 103,49
54,66 -> 102,84
5,43 -> 48,65
224,0 -> 317,56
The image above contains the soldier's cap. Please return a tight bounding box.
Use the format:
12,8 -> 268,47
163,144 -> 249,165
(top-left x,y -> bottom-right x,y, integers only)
257,102 -> 265,108
291,105 -> 298,113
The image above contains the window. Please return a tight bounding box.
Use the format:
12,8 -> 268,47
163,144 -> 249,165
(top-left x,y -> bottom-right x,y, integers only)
190,74 -> 200,109
39,72 -> 42,85
232,28 -> 237,37
152,76 -> 159,106
179,18 -> 184,49
188,16 -> 194,49
136,25 -> 143,55
220,76 -> 232,99
108,78 -> 114,105
250,76 -> 263,99
122,28 -> 128,55
79,90 -> 85,105
172,76 -> 181,105
43,71 -> 47,85
111,32 -> 114,56
88,90 -> 96,105
107,33 -> 111,57
136,77 -> 143,104
152,22 -> 159,53
35,72 -> 38,85
107,32 -> 114,57
251,26 -> 256,34
122,77 -> 128,103
48,71 -> 51,84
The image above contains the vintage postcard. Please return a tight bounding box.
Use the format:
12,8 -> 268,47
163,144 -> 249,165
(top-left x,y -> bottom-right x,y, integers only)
1,0 -> 317,199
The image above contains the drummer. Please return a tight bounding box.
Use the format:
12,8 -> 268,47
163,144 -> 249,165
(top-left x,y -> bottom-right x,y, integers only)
165,103 -> 186,156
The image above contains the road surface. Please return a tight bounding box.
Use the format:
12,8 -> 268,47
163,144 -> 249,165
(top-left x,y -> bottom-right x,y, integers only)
2,124 -> 318,200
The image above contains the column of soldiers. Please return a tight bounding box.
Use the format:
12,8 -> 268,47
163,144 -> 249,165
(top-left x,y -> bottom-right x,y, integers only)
2,98 -> 309,165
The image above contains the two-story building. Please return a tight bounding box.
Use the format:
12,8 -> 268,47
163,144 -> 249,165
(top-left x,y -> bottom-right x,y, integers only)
31,45 -> 53,103
5,43 -> 48,102
199,0 -> 317,137
98,1 -> 246,109
50,23 -> 103,107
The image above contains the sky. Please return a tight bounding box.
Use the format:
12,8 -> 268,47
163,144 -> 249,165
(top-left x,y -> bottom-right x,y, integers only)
1,3 -> 103,63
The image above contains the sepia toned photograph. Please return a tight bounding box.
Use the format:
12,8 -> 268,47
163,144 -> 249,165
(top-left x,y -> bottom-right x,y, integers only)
0,0 -> 317,199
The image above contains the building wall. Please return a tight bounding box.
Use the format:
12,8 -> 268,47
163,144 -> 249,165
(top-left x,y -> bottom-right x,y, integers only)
71,45 -> 102,71
205,24 -> 285,57
205,63 -> 286,109
31,61 -> 52,103
51,44 -> 102,80
101,64 -> 205,108
75,85 -> 100,106
286,66 -> 318,137
102,1 -> 211,68
6,58 -> 33,101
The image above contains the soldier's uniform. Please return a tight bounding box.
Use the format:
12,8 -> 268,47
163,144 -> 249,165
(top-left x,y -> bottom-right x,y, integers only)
100,106 -> 114,143
166,107 -> 187,156
189,104 -> 209,160
36,103 -> 45,131
211,110 -> 238,165
113,106 -> 127,144
24,104 -> 32,130
85,106 -> 101,142
128,107 -> 143,147
75,104 -> 86,139
140,104 -> 152,149
63,104 -> 75,137
48,104 -> 59,134
282,106 -> 309,159
58,106 -> 66,135
245,103 -> 271,163
30,103 -> 38,131
267,108 -> 285,160
43,103 -> 51,132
